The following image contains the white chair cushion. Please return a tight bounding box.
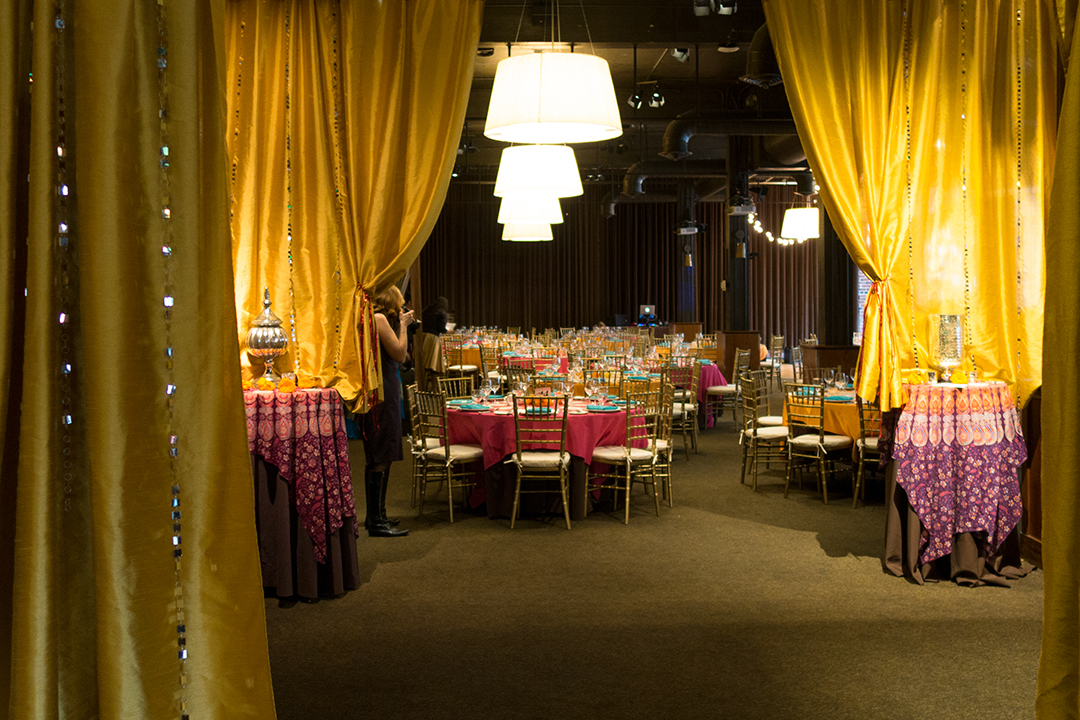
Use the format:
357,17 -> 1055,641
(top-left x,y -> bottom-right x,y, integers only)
706,385 -> 736,395
744,426 -> 789,440
650,439 -> 670,452
415,437 -> 443,450
486,370 -> 501,380
423,444 -> 484,462
671,407 -> 684,420
516,450 -> 570,469
673,389 -> 693,401
760,360 -> 777,368
790,433 -> 852,449
758,415 -> 784,426
674,401 -> 697,414
448,364 -> 478,372
592,445 -> 654,463
857,437 -> 880,451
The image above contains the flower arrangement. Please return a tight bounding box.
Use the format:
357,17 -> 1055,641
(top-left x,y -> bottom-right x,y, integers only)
255,376 -> 275,391
277,377 -> 297,393
296,373 -> 319,389
242,378 -> 254,391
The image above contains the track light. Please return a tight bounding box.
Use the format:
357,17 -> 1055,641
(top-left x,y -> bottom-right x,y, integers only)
626,92 -> 643,110
451,165 -> 461,178
670,48 -> 690,63
717,0 -> 737,14
648,89 -> 665,108
717,31 -> 739,53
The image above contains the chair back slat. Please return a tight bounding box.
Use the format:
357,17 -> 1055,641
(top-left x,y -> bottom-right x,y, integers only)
438,376 -> 474,400
784,382 -> 825,440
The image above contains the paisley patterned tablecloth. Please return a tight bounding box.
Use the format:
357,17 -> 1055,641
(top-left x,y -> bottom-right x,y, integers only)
244,388 -> 358,562
879,382 -> 1026,566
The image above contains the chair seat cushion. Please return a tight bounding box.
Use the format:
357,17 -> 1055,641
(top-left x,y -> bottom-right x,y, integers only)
760,360 -> 777,368
448,364 -> 478,372
758,415 -> 784,426
674,401 -> 697,414
592,445 -> 654,463
790,433 -> 853,449
650,439 -> 670,452
857,437 -> 879,451
486,370 -> 501,380
423,444 -> 484,462
706,385 -> 736,395
414,437 -> 443,450
515,450 -> 570,469
744,426 -> 789,440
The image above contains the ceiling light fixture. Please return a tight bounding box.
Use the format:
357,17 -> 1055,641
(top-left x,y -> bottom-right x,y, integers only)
502,223 -> 554,242
493,145 -> 583,199
670,48 -> 690,63
648,88 -> 665,108
497,194 -> 564,225
780,207 -> 820,243
627,91 -> 643,110
717,31 -> 740,53
484,52 -> 623,144
716,0 -> 737,14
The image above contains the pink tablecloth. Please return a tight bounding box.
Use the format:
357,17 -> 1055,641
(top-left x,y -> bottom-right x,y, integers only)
448,406 -> 627,469
881,382 -> 1026,567
244,388 -> 358,562
697,363 -> 726,428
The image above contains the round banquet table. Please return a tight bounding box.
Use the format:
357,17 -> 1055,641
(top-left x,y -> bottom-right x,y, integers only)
244,388 -> 360,599
447,402 -> 629,520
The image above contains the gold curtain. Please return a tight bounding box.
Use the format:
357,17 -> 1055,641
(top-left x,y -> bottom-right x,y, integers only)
0,1 -> 276,718
1038,3 -> 1080,716
226,0 -> 483,412
764,0 -> 1056,411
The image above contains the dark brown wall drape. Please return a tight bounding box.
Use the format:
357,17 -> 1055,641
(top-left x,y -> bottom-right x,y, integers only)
420,182 -> 818,345
746,186 -> 820,346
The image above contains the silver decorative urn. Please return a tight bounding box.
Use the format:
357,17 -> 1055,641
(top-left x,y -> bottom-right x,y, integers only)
929,313 -> 964,381
246,288 -> 288,382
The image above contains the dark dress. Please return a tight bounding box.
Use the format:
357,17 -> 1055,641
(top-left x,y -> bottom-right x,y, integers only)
361,314 -> 404,465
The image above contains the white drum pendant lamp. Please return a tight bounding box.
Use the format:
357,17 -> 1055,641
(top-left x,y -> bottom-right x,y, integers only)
502,223 -> 554,242
484,52 -> 623,145
493,145 -> 583,198
780,207 -> 821,243
497,194 -> 564,225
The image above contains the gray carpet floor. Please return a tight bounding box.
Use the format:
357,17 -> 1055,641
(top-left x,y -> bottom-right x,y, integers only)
264,402 -> 1043,720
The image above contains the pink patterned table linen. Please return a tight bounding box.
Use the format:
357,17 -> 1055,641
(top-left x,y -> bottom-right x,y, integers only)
697,363 -> 726,428
880,382 -> 1026,566
244,388 -> 358,563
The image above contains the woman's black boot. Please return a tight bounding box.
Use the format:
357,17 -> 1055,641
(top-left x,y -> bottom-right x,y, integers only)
365,468 -> 407,537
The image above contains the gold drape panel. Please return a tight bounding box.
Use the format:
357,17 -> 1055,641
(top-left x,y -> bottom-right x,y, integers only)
0,1 -> 275,718
420,184 -> 731,332
764,0 -> 1055,411
1039,3 -> 1080,716
226,0 -> 482,412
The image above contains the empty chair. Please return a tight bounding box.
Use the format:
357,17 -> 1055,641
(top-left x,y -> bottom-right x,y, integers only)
479,343 -> 503,388
705,348 -> 750,425
759,335 -> 785,391
853,395 -> 883,508
443,339 -> 478,378
803,365 -> 844,386
739,373 -> 789,491
667,360 -> 701,459
414,390 -> 484,522
651,382 -> 676,506
791,346 -> 804,383
588,390 -> 661,523
503,364 -> 535,393
783,383 -> 854,505
745,369 -> 784,427
507,394 -> 572,529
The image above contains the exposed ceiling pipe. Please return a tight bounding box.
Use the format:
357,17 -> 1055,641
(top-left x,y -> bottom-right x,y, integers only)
601,191 -> 679,219
622,159 -> 729,195
659,117 -> 799,160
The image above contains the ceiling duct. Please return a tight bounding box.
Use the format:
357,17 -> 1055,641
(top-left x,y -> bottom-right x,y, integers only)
659,116 -> 799,161
604,173 -> 726,219
740,24 -> 783,88
622,159 -> 729,196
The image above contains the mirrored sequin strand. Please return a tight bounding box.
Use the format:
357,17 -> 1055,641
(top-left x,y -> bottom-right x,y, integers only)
155,2 -> 190,716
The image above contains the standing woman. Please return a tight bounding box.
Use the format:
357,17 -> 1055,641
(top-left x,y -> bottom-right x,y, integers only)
360,285 -> 413,537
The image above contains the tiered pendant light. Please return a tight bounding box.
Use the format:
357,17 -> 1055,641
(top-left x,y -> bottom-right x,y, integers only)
497,194 -> 563,225
502,223 -> 554,242
484,53 -> 623,144
493,144 -> 583,198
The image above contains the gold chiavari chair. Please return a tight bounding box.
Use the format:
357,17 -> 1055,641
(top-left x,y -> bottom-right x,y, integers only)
667,361 -> 701,459
759,335 -> 785,391
651,382 -> 676,507
803,365 -> 844,386
443,338 -> 478,379
414,390 -> 484,522
588,389 -> 661,524
583,368 -> 622,396
705,348 -> 749,426
783,383 -> 853,505
738,373 -> 789,491
853,396 -> 883,508
437,375 -> 474,400
507,394 -> 572,529
503,364 -> 535,393
791,346 -> 804,383
746,369 -> 784,427
479,343 -> 504,389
